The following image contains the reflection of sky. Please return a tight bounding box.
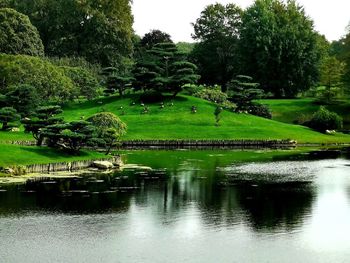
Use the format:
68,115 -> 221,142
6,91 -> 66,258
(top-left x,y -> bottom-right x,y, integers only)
304,162 -> 350,252
1,156 -> 350,262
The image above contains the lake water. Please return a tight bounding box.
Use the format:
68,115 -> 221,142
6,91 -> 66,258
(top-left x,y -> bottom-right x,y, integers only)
1,148 -> 350,263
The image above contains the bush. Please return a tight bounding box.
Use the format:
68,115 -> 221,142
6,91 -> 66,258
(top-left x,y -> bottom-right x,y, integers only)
0,8 -> 44,56
194,87 -> 228,104
60,66 -> 100,100
248,103 -> 272,119
183,84 -> 205,95
0,54 -> 74,102
305,106 -> 343,132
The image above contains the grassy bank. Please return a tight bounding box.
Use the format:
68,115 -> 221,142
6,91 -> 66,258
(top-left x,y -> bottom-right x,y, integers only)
62,95 -> 350,144
0,144 -> 107,167
1,95 -> 350,145
260,98 -> 350,127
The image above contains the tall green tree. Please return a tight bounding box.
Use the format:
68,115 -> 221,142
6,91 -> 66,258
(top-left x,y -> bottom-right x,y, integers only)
0,8 -> 44,56
240,0 -> 321,97
191,3 -> 242,92
319,56 -> 345,103
1,0 -> 134,67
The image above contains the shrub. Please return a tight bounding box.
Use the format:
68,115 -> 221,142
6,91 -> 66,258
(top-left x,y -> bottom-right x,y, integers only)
0,8 -> 44,56
60,66 -> 100,100
0,54 -> 74,102
249,103 -> 272,119
194,87 -> 228,104
183,84 -> 206,95
305,106 -> 343,132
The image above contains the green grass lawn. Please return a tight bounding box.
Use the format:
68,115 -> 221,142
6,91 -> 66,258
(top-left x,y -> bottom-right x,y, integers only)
260,98 -> 350,128
61,94 -> 350,144
1,94 -> 350,145
0,144 -> 107,167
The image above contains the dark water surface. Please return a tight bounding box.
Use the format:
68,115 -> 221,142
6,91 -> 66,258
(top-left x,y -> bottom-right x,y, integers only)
1,148 -> 350,263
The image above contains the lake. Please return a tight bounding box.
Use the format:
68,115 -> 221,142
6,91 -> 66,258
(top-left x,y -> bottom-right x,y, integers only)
1,148 -> 350,263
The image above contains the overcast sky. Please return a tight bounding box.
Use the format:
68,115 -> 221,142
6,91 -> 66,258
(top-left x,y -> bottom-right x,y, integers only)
132,0 -> 350,43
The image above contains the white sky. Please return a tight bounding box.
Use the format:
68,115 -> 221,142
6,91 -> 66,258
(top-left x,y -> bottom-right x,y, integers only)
132,0 -> 350,43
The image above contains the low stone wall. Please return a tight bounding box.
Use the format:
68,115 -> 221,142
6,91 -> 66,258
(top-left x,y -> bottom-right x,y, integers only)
25,156 -> 122,174
122,139 -> 297,147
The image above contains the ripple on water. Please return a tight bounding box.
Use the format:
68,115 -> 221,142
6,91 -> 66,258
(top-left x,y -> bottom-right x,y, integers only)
219,159 -> 347,183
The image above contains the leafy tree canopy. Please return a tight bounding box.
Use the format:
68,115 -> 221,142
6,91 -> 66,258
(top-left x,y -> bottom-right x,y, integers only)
0,8 -> 44,56
1,0 -> 134,67
140,29 -> 173,49
191,3 -> 242,91
239,0 -> 321,97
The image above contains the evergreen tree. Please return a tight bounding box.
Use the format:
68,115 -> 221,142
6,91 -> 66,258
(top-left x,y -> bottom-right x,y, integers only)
22,105 -> 63,146
0,107 -> 20,130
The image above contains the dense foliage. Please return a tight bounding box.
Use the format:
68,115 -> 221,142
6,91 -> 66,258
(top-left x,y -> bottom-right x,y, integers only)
305,106 -> 343,132
0,54 -> 74,102
61,66 -> 100,100
239,0 -> 321,97
0,0 -> 134,68
3,84 -> 40,116
0,8 -> 44,56
87,112 -> 127,154
191,3 -> 242,92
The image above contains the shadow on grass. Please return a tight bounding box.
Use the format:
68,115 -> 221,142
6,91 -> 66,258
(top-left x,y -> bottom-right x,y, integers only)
20,146 -> 90,158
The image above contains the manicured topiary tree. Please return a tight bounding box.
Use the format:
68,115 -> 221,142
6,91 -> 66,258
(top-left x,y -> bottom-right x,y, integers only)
0,8 -> 44,56
0,107 -> 20,130
22,105 -> 63,146
41,120 -> 96,153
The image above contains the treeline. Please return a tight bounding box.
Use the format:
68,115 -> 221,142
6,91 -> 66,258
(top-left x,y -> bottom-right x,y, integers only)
0,0 -> 350,105
190,1 -> 350,98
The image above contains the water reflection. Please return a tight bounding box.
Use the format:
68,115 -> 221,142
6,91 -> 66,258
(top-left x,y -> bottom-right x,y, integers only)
0,148 -> 350,263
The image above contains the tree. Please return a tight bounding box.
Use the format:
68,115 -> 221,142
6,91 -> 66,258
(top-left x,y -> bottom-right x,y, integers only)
1,0 -> 134,67
22,105 -> 63,146
191,3 -> 242,92
41,120 -> 96,153
5,84 -> 40,116
340,31 -> 350,92
140,29 -> 172,49
170,61 -> 200,97
0,8 -> 44,56
101,67 -> 134,97
0,54 -> 74,102
319,56 -> 345,103
228,75 -> 263,112
240,0 -> 321,97
0,107 -> 19,130
87,112 -> 127,154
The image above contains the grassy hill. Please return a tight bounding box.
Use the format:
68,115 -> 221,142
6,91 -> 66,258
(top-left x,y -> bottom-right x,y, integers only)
1,94 -> 350,144
61,94 -> 350,144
